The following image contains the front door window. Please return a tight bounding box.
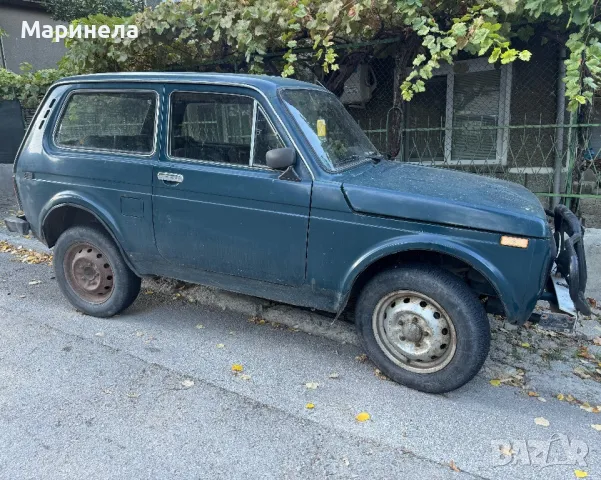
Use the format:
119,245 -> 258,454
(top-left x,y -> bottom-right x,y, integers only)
169,92 -> 283,167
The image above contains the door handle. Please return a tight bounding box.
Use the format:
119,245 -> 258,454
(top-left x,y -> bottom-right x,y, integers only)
157,172 -> 183,185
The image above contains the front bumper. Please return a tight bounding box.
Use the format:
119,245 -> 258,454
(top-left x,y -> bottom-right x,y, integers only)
548,205 -> 591,316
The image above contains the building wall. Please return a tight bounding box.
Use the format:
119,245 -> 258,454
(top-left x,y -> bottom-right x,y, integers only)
0,4 -> 66,71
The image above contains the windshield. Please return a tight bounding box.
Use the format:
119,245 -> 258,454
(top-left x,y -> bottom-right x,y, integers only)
280,89 -> 379,171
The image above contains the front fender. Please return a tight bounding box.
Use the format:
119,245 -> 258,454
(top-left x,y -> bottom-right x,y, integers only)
340,234 -> 520,322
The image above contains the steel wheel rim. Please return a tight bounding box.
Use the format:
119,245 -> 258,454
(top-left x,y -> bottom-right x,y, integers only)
372,290 -> 457,373
64,242 -> 114,304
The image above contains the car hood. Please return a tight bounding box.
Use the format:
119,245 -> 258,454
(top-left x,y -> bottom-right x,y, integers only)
340,162 -> 549,238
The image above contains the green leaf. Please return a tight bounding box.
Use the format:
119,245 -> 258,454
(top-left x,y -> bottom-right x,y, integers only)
451,22 -> 467,37
489,47 -> 501,63
413,54 -> 426,66
441,36 -> 456,48
518,50 -> 532,61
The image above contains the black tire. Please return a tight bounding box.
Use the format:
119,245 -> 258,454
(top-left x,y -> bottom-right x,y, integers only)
355,264 -> 490,394
54,225 -> 141,317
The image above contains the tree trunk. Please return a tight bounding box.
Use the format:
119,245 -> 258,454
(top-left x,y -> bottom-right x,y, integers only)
387,35 -> 419,158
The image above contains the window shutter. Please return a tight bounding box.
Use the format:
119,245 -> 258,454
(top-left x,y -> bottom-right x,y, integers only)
451,69 -> 501,163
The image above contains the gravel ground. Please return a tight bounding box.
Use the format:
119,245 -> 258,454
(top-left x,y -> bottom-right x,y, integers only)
1,241 -> 601,479
3,164 -> 601,478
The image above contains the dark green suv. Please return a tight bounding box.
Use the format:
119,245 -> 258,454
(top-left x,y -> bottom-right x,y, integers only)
5,73 -> 590,393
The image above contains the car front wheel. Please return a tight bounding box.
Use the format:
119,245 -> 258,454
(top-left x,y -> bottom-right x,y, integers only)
355,264 -> 490,394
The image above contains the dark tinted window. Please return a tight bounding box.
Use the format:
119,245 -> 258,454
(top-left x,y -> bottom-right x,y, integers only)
55,91 -> 157,154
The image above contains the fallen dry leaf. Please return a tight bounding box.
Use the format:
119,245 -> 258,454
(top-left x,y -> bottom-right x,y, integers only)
28,280 -> 41,285
355,354 -> 368,363
490,379 -> 501,387
231,364 -> 244,373
591,424 -> 601,431
305,382 -> 319,390
500,445 -> 513,456
126,392 -> 140,398
328,373 -> 340,379
144,290 -> 154,295
181,379 -> 194,388
577,346 -> 596,361
579,403 -> 600,413
528,391 -> 539,397
593,337 -> 601,346
557,393 -> 565,401
574,367 -> 592,380
239,374 -> 251,381
355,412 -> 370,422
195,324 -> 204,329
574,470 -> 588,478
374,369 -> 389,381
521,342 -> 531,348
248,316 -> 266,325
0,241 -> 53,265
449,460 -> 460,472
216,343 -> 225,349
534,417 -> 550,427
305,403 -> 315,409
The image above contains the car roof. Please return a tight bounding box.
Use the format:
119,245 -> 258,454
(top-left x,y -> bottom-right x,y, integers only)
54,72 -> 326,94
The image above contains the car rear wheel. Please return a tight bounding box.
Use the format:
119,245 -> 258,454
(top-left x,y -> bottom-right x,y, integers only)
54,225 -> 141,317
355,264 -> 490,393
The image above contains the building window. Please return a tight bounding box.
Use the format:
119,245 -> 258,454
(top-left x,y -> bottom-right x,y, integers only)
403,58 -> 512,165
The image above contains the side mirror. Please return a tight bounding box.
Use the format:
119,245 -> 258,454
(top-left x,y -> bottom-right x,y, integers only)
266,147 -> 296,170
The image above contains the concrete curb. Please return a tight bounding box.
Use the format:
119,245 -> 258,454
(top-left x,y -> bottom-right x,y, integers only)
584,228 -> 601,303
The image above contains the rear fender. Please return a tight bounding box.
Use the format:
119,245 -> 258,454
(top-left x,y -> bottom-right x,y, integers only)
39,191 -> 138,275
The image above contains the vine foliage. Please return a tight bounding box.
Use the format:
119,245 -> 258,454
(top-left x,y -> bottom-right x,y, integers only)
1,0 -> 601,111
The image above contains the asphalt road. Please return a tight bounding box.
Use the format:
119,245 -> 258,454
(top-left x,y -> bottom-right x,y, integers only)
1,254 -> 600,479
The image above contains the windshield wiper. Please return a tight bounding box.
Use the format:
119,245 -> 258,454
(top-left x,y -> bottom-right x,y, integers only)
339,153 -> 385,167
366,154 -> 385,164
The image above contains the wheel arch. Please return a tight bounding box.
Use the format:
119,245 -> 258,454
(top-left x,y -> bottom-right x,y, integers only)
39,194 -> 139,275
339,236 -> 516,322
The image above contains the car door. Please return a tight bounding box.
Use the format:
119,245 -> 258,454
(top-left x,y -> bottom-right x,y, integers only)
152,84 -> 312,286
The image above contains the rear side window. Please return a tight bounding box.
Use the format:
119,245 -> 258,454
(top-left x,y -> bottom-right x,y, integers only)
55,91 -> 157,154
